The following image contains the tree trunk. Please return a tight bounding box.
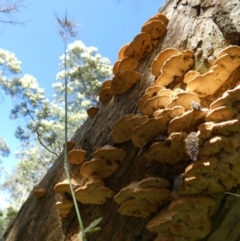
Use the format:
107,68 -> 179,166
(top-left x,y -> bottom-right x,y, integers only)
4,0 -> 240,240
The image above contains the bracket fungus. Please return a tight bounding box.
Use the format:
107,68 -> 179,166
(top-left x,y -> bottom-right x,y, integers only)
112,114 -> 149,143
198,119 -> 240,140
144,132 -> 189,165
80,145 -> 127,179
141,20 -> 167,47
141,94 -> 172,117
68,149 -> 87,165
210,84 -> 240,109
123,32 -> 153,60
32,188 -> 46,198
99,87 -> 114,104
146,196 -> 216,241
186,45 -> 240,96
155,50 -> 194,86
167,92 -> 201,111
118,43 -> 129,60
54,178 -> 80,195
111,70 -> 142,95
151,48 -> 181,77
55,200 -> 74,218
74,178 -> 114,204
87,106 -> 99,118
138,85 -> 165,112
114,177 -> 171,218
153,106 -> 185,120
131,117 -> 168,148
145,13 -> 169,27
168,108 -> 208,134
112,57 -> 139,75
112,114 -> 135,143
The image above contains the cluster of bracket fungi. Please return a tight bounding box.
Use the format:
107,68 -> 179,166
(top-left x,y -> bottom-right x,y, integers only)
32,11 -> 240,241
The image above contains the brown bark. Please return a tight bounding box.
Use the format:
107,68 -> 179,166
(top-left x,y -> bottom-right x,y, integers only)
4,0 -> 240,240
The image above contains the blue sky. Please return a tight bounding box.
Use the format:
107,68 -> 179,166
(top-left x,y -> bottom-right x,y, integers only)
0,0 -> 164,207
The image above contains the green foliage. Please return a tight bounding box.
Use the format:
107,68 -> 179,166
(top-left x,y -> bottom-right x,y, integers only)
0,206 -> 18,240
84,217 -> 103,235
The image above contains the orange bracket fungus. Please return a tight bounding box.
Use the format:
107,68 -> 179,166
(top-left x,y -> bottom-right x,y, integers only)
186,45 -> 240,96
141,20 -> 167,47
55,200 -> 74,218
144,132 -> 189,165
80,145 -> 127,179
131,117 -> 168,148
99,87 -> 114,104
123,32 -> 153,60
114,177 -> 171,218
138,85 -> 165,112
112,57 -> 139,75
74,145 -> 127,204
111,70 -> 142,95
146,196 -> 216,241
87,106 -> 99,118
68,149 -> 87,165
74,179 -> 114,204
32,188 -> 46,198
151,48 -> 181,77
112,114 -> 149,143
54,178 -> 80,195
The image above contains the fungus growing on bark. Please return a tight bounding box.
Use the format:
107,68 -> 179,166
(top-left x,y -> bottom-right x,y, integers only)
153,106 -> 185,120
118,43 -> 129,60
198,119 -> 240,140
99,87 -> 114,103
151,48 -> 180,77
167,92 -> 201,111
155,50 -> 194,86
146,196 -> 216,241
186,46 -> 240,96
131,117 -> 168,148
111,70 -> 142,95
114,177 -> 171,218
206,106 -> 236,122
168,108 -> 208,134
74,178 -> 114,204
179,157 -> 222,194
141,20 -> 167,46
87,106 -> 99,118
80,145 -> 127,179
183,70 -> 200,84
55,200 -> 74,218
138,85 -> 165,112
112,114 -> 135,143
68,149 -> 87,165
123,32 -> 153,60
112,114 -> 149,143
144,13 -> 169,27
141,94 -> 172,117
32,188 -> 46,198
54,178 -> 80,195
126,114 -> 149,130
112,57 -> 139,75
144,132 -> 188,165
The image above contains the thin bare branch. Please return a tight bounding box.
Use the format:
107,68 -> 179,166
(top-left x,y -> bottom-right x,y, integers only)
0,0 -> 29,25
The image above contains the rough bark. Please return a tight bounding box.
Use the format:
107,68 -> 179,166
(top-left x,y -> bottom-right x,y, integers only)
3,0 -> 240,240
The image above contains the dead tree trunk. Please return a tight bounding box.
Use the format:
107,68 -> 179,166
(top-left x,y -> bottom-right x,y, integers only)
4,0 -> 240,240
